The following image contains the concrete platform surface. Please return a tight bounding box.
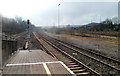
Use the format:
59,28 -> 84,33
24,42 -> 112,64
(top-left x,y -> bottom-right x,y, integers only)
2,50 -> 74,75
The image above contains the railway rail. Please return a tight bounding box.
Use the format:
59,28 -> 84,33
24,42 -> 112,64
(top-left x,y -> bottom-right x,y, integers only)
35,31 -> 120,75
49,35 -> 120,70
33,32 -> 100,76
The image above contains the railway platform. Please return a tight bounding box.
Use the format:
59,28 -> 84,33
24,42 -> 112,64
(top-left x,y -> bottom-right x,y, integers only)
2,50 -> 74,75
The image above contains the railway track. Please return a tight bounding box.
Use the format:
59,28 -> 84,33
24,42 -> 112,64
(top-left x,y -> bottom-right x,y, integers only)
33,32 -> 100,76
50,36 -> 120,70
36,31 -> 120,75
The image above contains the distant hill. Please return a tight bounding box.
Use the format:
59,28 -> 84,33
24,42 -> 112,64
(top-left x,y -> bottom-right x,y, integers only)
79,21 -> 119,31
81,23 -> 99,29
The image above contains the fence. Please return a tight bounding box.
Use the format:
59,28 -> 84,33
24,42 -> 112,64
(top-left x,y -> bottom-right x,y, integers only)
2,40 -> 17,68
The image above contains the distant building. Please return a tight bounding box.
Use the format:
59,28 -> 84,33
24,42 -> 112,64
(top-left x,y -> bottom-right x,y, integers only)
111,17 -> 118,24
118,1 -> 120,24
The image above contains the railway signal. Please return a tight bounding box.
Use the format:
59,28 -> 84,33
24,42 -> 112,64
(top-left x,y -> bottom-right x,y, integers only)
27,19 -> 31,52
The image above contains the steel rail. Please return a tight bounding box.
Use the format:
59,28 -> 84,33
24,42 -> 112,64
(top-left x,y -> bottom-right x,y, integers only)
35,32 -> 101,76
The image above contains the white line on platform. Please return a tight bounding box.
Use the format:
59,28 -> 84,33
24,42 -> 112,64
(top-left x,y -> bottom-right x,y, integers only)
60,62 -> 76,76
6,61 -> 62,66
43,63 -> 52,76
6,60 -> 75,75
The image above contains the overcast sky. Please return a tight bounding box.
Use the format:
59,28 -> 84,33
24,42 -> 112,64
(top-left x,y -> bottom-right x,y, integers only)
0,0 -> 118,26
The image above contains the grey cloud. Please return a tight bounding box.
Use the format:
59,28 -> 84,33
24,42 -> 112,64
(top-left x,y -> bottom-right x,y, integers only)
31,2 -> 117,26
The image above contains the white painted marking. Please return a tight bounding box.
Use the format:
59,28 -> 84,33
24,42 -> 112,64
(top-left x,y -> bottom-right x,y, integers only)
6,61 -> 61,66
60,62 -> 76,76
25,41 -> 28,49
20,50 -> 41,52
43,63 -> 52,76
20,51 -> 29,52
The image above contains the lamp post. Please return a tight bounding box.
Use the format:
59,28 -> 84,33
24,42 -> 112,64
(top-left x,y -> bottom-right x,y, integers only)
58,4 -> 60,28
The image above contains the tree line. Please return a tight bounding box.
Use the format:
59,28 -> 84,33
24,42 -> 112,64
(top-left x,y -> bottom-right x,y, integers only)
2,16 -> 35,35
80,19 -> 120,31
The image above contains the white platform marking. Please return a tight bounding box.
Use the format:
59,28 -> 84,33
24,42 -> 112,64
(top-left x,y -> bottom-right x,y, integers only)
43,63 -> 52,76
60,62 -> 76,76
6,61 -> 61,66
6,61 -> 74,75
25,41 -> 28,49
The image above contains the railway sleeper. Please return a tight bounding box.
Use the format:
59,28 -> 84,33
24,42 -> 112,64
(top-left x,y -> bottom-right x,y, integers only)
76,72 -> 90,75
67,62 -> 76,65
69,67 -> 83,70
63,60 -> 73,63
72,69 -> 86,73
67,65 -> 79,67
